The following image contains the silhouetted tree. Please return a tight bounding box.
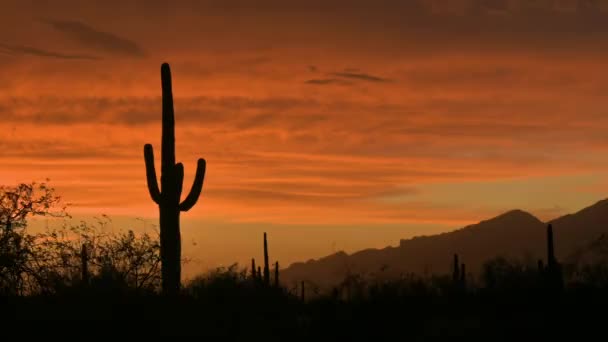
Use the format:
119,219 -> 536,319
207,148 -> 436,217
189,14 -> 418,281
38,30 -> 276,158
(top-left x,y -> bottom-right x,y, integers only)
144,63 -> 207,295
0,181 -> 66,295
81,243 -> 89,286
31,217 -> 161,294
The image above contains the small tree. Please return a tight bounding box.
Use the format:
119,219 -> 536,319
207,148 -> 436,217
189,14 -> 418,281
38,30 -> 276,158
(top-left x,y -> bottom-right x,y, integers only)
0,181 -> 66,295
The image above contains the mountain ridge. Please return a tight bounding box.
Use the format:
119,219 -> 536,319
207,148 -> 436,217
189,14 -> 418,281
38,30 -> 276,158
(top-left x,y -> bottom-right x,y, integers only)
281,199 -> 608,288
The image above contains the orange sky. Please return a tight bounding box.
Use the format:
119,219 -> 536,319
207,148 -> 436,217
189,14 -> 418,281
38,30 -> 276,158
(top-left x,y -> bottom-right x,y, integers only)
3,1 -> 608,276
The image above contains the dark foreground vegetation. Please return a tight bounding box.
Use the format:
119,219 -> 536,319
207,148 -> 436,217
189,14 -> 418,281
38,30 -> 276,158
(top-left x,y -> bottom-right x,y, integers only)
2,182 -> 608,339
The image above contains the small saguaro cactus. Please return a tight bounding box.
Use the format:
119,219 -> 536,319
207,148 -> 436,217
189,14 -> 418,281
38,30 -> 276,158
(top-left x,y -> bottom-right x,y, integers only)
452,254 -> 460,284
545,224 -> 564,291
251,258 -> 257,280
257,266 -> 262,281
263,232 -> 270,286
274,261 -> 280,288
144,63 -> 207,295
460,263 -> 466,289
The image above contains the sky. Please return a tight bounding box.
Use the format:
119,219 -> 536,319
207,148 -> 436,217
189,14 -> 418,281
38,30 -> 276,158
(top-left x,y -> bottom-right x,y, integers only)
3,0 -> 608,276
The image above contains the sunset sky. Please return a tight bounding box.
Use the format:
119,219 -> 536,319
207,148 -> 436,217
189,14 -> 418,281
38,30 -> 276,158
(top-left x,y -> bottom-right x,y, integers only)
3,0 -> 608,276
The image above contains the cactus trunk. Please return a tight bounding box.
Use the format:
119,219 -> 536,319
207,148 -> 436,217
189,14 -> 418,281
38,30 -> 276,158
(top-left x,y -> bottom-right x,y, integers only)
251,258 -> 257,279
263,232 -> 270,286
144,63 -> 207,296
274,261 -> 279,288
547,224 -> 555,267
452,254 -> 460,283
545,224 -> 564,291
460,263 -> 466,290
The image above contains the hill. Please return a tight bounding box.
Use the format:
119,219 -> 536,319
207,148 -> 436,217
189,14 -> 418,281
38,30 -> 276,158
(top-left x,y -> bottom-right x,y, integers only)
281,200 -> 608,288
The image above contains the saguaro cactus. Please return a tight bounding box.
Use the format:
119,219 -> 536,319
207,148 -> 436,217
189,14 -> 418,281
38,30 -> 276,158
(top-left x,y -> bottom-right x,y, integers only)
545,224 -> 564,291
263,232 -> 270,286
452,254 -> 460,284
460,263 -> 466,290
144,63 -> 207,295
547,224 -> 556,268
274,261 -> 279,288
251,258 -> 257,280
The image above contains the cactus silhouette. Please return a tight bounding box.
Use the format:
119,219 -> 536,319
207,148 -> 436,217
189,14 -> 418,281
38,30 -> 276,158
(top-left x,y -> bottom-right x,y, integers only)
301,280 -> 305,302
274,261 -> 279,288
251,258 -> 257,280
547,224 -> 556,268
257,266 -> 262,281
144,63 -> 206,295
545,224 -> 564,291
460,263 -> 466,290
263,232 -> 270,286
452,254 -> 460,284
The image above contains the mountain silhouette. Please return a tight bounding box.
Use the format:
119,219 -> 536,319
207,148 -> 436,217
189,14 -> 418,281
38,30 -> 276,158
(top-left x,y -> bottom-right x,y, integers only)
281,199 -> 608,288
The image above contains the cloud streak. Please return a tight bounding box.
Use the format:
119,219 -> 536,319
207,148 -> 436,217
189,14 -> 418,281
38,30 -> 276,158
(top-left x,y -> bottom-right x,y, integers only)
305,78 -> 349,85
45,19 -> 146,57
330,72 -> 390,83
0,43 -> 100,60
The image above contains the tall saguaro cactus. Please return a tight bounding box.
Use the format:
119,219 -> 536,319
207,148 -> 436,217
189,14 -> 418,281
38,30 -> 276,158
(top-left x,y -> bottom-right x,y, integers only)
144,63 -> 206,295
263,232 -> 270,286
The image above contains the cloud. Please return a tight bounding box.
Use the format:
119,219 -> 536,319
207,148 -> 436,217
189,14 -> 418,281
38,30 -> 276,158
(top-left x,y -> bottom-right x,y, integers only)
330,72 -> 390,83
45,19 -> 146,57
0,43 -> 100,60
305,79 -> 349,85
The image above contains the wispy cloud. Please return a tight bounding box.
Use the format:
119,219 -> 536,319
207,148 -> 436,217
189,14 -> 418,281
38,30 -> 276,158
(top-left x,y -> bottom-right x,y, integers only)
330,72 -> 390,83
0,43 -> 100,60
305,78 -> 349,85
45,19 -> 146,57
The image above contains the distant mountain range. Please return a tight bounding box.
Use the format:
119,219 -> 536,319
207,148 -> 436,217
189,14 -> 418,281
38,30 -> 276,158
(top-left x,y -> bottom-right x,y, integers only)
281,199 -> 608,288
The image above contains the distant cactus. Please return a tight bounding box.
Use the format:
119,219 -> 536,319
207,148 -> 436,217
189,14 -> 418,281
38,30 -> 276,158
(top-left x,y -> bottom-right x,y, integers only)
460,263 -> 466,290
301,281 -> 305,302
274,261 -> 279,288
80,244 -> 89,285
144,63 -> 207,295
251,258 -> 257,280
547,224 -> 555,267
263,232 -> 270,286
544,224 -> 564,291
257,266 -> 262,281
452,254 -> 460,284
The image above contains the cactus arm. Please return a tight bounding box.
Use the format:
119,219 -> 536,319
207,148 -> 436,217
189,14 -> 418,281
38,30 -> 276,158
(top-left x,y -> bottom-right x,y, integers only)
144,144 -> 161,204
179,158 -> 206,212
174,162 -> 184,202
